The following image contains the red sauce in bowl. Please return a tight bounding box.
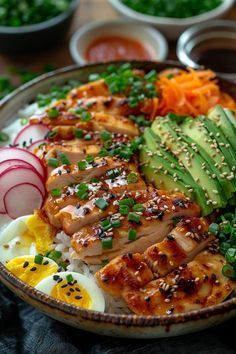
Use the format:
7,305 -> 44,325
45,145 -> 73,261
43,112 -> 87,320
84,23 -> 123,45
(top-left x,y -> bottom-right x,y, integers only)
85,35 -> 154,63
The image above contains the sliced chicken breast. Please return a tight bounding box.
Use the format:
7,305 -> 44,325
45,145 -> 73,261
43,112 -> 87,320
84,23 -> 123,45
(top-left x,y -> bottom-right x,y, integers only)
123,251 -> 236,315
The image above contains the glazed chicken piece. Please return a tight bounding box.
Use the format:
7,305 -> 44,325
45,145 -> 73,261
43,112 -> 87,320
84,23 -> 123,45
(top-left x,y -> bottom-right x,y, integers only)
30,112 -> 139,137
67,79 -> 110,100
95,217 -> 214,295
144,217 -> 215,277
71,191 -> 200,264
123,251 -> 236,315
95,253 -> 154,297
46,156 -> 124,191
44,164 -> 145,229
57,172 -> 146,234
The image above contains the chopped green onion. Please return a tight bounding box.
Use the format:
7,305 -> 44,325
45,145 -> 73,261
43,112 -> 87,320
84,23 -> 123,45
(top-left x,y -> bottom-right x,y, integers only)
75,128 -> 84,138
95,198 -> 109,210
222,264 -> 236,279
47,157 -> 59,168
225,248 -> 236,264
208,223 -> 219,235
102,237 -> 113,250
0,131 -> 9,142
78,161 -> 87,171
76,191 -> 89,200
51,188 -> 61,197
100,130 -> 111,141
133,203 -> 144,212
34,254 -> 43,265
20,118 -> 28,126
99,148 -> 108,157
47,250 -> 62,262
111,219 -> 121,228
86,155 -> 94,163
46,131 -> 58,139
119,205 -> 130,215
127,172 -> 138,184
119,198 -> 135,207
100,219 -> 110,229
81,111 -> 91,122
220,242 -> 231,255
84,133 -> 92,140
59,153 -> 71,166
128,229 -> 137,241
90,177 -> 99,183
48,108 -> 59,118
128,212 -> 141,224
101,259 -> 109,267
66,274 -> 74,283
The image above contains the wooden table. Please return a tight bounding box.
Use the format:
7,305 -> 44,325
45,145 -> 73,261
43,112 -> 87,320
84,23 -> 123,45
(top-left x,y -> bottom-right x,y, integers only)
0,0 -> 236,74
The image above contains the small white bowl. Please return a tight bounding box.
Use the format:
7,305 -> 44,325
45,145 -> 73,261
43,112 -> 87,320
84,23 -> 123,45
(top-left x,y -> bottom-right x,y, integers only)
109,0 -> 235,40
69,19 -> 168,64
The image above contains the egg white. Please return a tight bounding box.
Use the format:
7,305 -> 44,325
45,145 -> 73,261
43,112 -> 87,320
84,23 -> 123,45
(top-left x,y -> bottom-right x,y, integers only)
0,215 -> 36,264
35,271 -> 105,312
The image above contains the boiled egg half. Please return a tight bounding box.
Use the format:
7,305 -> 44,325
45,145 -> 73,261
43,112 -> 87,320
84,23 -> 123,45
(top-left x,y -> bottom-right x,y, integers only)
5,255 -> 59,287
36,271 -> 105,312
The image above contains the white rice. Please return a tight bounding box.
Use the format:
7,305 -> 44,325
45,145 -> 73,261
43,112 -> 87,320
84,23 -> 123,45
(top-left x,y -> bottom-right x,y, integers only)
54,231 -> 131,314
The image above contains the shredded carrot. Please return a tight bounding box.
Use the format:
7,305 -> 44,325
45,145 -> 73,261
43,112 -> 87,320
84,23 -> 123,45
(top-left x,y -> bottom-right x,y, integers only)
153,68 -> 236,117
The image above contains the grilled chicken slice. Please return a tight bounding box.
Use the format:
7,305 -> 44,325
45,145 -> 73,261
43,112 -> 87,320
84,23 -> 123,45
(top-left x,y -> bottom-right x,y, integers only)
31,112 -> 139,137
67,79 -> 109,100
96,253 -> 154,297
46,156 -> 123,191
44,164 -> 144,229
95,217 -> 214,294
71,191 -> 200,263
58,174 -> 146,234
144,217 -> 215,277
123,251 -> 236,315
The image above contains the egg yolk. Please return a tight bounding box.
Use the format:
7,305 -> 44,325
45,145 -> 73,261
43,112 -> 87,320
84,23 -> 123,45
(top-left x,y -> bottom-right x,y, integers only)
51,279 -> 92,309
25,212 -> 54,254
6,256 -> 58,287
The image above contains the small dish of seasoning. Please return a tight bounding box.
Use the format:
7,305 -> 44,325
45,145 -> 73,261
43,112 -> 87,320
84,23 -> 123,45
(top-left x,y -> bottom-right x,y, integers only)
69,19 -> 168,64
177,20 -> 236,80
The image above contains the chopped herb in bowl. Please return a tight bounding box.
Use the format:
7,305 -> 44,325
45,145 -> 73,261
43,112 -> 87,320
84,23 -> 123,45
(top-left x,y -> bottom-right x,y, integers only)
121,0 -> 222,18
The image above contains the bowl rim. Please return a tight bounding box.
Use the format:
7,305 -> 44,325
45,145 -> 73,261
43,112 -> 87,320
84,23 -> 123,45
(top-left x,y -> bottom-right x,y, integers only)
177,19 -> 236,71
109,0 -> 234,26
69,19 -> 168,65
0,0 -> 79,34
1,60 -> 236,327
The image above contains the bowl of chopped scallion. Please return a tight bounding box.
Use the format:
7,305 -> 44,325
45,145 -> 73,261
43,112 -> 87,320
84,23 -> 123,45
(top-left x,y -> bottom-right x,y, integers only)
109,0 -> 234,40
0,0 -> 79,54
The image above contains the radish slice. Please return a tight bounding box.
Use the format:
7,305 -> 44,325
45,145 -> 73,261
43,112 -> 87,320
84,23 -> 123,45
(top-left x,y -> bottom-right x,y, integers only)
0,166 -> 45,213
28,139 -> 48,153
4,183 -> 43,219
0,159 -> 33,175
13,124 -> 50,147
0,147 -> 47,181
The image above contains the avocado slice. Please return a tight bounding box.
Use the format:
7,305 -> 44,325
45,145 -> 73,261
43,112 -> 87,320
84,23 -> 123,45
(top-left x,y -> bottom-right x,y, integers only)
199,116 -> 236,171
152,117 -> 225,211
140,146 -> 210,214
208,105 -> 236,153
181,117 -> 235,198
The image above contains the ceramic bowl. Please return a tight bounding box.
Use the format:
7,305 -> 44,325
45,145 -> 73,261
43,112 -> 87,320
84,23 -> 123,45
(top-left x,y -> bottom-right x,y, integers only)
1,61 -> 236,338
109,0 -> 235,40
69,20 -> 168,64
0,0 -> 79,54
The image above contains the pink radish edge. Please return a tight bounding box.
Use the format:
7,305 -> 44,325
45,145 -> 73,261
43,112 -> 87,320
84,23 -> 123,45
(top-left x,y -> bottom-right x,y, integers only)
0,165 -> 46,213
0,147 -> 47,181
13,123 -> 50,146
0,159 -> 35,175
28,139 -> 48,153
4,183 -> 44,219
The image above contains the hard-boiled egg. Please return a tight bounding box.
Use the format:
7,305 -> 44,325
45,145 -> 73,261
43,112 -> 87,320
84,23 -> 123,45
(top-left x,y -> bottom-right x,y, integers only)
0,213 -> 54,264
5,255 -> 59,287
0,215 -> 36,264
35,271 -> 105,312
